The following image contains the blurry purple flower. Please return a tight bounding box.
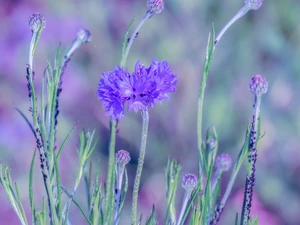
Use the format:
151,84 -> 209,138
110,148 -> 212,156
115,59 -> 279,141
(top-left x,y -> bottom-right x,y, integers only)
28,13 -> 45,33
245,0 -> 263,10
215,153 -> 232,172
97,59 -> 178,119
147,0 -> 164,14
249,74 -> 268,96
182,173 -> 198,192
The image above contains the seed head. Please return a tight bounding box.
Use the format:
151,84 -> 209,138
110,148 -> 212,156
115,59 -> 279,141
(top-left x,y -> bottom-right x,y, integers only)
29,13 -> 46,33
249,74 -> 268,96
116,150 -> 131,165
215,153 -> 232,171
147,0 -> 164,14
245,0 -> 263,10
182,173 -> 198,192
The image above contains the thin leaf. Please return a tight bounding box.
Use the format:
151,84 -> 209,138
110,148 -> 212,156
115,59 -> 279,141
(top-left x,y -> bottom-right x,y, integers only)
29,150 -> 36,224
56,122 -> 78,160
15,108 -> 35,136
53,154 -> 62,223
121,18 -> 135,64
61,185 -> 92,225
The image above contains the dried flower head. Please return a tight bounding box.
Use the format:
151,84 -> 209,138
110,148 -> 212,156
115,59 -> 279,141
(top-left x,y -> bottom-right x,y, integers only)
245,0 -> 263,10
249,74 -> 268,96
147,0 -> 164,14
182,173 -> 198,192
29,13 -> 46,33
215,153 -> 232,172
97,59 -> 178,119
116,150 -> 131,165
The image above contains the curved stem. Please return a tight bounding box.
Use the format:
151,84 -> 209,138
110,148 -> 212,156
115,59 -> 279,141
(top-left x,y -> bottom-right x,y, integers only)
121,11 -> 151,67
131,110 -> 149,225
215,5 -> 250,45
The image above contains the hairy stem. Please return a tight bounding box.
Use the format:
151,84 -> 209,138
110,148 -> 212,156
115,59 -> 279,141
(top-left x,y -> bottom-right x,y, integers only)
131,110 -> 149,225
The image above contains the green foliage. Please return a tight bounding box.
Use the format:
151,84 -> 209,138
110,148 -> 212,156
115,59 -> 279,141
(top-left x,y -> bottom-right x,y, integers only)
165,159 -> 181,223
0,164 -> 28,225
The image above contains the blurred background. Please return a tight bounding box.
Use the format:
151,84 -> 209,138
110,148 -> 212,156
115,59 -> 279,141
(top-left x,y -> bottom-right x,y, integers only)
1,0 -> 300,224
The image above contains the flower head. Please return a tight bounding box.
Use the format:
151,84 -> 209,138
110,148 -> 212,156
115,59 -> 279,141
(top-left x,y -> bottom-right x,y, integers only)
116,150 -> 131,165
245,0 -> 263,10
97,59 -> 178,119
29,13 -> 46,33
77,29 -> 92,44
182,173 -> 198,192
147,0 -> 164,14
249,74 -> 268,96
215,153 -> 232,172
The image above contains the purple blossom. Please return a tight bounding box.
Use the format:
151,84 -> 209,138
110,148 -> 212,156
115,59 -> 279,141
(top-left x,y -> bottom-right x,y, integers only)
97,59 -> 178,119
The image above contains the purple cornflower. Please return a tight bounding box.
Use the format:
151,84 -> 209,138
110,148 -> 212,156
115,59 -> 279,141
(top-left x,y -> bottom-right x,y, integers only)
97,59 -> 178,119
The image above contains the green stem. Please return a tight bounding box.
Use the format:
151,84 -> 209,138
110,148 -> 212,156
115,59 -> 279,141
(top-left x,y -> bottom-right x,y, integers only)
105,119 -> 117,223
240,95 -> 261,225
131,110 -> 149,225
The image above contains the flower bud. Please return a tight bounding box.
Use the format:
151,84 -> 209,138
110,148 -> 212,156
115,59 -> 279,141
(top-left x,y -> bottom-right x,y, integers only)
29,13 -> 46,33
116,150 -> 131,165
215,153 -> 232,172
147,0 -> 164,14
182,173 -> 198,192
77,29 -> 91,44
249,74 -> 268,96
245,0 -> 263,10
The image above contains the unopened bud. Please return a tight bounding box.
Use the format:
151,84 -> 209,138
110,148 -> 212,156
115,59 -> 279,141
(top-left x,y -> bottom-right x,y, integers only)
249,74 -> 268,96
147,0 -> 164,14
29,13 -> 46,33
182,173 -> 198,192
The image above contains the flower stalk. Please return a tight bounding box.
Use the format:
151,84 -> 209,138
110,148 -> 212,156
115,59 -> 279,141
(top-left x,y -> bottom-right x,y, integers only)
240,75 -> 268,225
131,110 -> 149,225
215,0 -> 263,45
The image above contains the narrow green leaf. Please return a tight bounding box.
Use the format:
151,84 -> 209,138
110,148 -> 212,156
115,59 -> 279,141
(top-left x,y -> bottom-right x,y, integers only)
235,213 -> 239,225
56,122 -> 78,160
60,185 -> 92,225
53,154 -> 62,224
145,205 -> 157,225
14,182 -> 28,225
15,108 -> 35,136
29,150 -> 36,224
121,18 -> 135,64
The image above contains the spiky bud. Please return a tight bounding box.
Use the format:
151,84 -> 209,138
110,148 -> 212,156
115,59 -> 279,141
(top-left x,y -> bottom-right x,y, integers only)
182,173 -> 198,192
29,13 -> 45,33
215,153 -> 232,172
116,150 -> 131,165
245,0 -> 263,10
147,0 -> 164,14
249,74 -> 268,96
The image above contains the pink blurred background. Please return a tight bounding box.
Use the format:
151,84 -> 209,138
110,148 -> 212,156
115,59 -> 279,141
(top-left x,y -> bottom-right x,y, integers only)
1,0 -> 300,224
